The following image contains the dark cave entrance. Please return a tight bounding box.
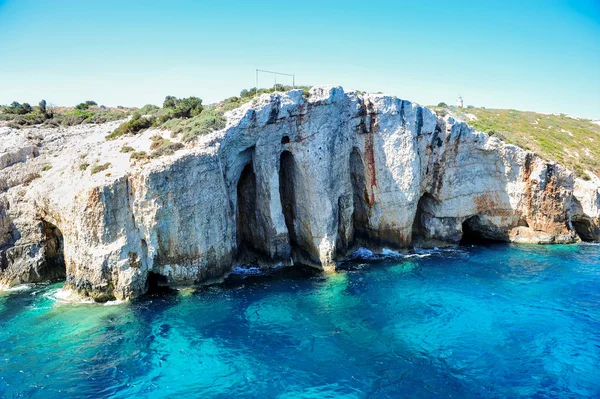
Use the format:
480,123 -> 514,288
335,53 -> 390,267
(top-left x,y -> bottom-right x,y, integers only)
349,147 -> 369,241
571,217 -> 597,242
42,221 -> 66,281
236,160 -> 262,260
279,150 -> 300,258
146,271 -> 176,295
460,216 -> 505,245
411,193 -> 437,243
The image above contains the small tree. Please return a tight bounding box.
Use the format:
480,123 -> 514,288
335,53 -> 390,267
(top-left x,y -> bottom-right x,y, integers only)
21,103 -> 32,114
39,99 -> 47,114
437,102 -> 448,107
177,97 -> 203,117
9,101 -> 21,113
163,96 -> 177,108
85,100 -> 97,106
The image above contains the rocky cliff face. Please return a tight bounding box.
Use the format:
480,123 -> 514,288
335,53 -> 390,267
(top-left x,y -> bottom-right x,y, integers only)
1,87 -> 599,301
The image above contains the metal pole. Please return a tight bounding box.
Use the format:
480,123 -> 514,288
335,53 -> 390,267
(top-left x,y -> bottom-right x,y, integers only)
293,74 -> 295,89
255,69 -> 258,96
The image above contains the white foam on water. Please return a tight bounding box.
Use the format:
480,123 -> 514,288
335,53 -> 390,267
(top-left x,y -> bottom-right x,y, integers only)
404,253 -> 432,259
104,299 -> 125,306
380,248 -> 404,257
2,284 -> 35,292
352,248 -> 374,259
47,287 -> 95,304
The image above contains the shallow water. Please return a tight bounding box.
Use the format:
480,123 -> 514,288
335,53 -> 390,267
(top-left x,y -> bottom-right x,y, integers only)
1,244 -> 599,398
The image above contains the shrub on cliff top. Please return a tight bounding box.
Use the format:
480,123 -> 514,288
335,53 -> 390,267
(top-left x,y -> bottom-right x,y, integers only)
75,101 -> 98,110
90,162 -> 111,174
179,108 -> 226,143
106,113 -> 154,140
130,151 -> 148,161
160,96 -> 203,120
149,135 -> 184,157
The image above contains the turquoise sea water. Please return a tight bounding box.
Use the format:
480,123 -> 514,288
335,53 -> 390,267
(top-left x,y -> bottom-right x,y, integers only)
1,244 -> 599,398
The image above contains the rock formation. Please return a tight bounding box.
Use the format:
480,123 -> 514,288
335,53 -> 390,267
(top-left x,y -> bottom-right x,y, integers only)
1,87 -> 599,301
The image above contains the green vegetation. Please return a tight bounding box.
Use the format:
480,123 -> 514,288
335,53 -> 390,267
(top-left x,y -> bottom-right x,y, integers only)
149,135 -> 184,157
130,151 -> 148,161
106,113 -> 154,140
0,99 -> 133,128
120,145 -> 135,153
75,100 -> 98,110
90,162 -> 111,175
79,162 -> 90,171
41,164 -> 52,172
176,108 -> 226,142
431,105 -> 600,179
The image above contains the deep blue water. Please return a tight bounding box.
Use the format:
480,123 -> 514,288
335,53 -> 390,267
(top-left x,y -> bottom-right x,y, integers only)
1,244 -> 599,398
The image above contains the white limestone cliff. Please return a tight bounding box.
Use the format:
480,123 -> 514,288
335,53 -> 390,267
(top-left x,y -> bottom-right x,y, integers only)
1,86 -> 598,301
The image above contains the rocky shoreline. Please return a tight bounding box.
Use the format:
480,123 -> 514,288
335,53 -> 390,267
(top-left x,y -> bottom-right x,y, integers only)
1,86 -> 599,301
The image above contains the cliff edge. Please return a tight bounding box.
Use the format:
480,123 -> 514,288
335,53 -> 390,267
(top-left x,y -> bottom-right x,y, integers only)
1,86 -> 599,301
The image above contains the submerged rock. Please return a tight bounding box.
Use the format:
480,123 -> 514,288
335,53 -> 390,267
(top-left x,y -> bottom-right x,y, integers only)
1,86 -> 598,300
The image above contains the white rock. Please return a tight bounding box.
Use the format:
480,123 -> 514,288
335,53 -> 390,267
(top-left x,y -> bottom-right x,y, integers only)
1,87 -> 598,301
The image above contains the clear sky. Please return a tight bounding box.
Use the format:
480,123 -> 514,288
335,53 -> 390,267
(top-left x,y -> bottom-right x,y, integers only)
1,0 -> 599,118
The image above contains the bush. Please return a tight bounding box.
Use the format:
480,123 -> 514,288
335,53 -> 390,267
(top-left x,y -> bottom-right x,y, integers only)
130,151 -> 148,161
437,102 -> 448,107
163,96 -> 177,108
106,114 -> 154,140
60,109 -> 94,126
1,111 -> 48,126
79,162 -> 90,171
138,104 -> 160,115
150,135 -> 184,157
160,96 -> 203,120
3,101 -> 32,115
41,164 -> 52,171
39,100 -> 47,114
90,162 -> 111,174
180,109 -> 226,142
120,145 -> 135,153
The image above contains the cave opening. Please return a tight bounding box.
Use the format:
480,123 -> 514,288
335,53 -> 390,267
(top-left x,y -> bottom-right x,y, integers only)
236,160 -> 263,261
279,150 -> 299,258
42,220 -> 66,281
146,271 -> 176,296
411,193 -> 437,244
460,216 -> 504,245
571,217 -> 597,242
349,147 -> 369,242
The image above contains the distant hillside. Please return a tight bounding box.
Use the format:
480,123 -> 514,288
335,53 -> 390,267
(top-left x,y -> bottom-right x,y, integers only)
430,106 -> 600,180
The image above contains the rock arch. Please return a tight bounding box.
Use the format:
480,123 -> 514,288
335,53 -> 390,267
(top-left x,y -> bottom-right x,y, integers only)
411,192 -> 438,245
41,220 -> 66,281
349,147 -> 369,242
571,215 -> 599,242
279,150 -> 299,259
236,160 -> 264,261
460,215 -> 507,245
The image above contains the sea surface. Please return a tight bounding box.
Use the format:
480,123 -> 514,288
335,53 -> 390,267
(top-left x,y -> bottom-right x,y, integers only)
1,244 -> 599,398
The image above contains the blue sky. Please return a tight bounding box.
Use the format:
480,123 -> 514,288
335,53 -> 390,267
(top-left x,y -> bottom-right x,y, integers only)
1,0 -> 599,118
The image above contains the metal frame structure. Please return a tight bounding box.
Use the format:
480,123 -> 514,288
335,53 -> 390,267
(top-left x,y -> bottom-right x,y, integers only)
256,69 -> 295,93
